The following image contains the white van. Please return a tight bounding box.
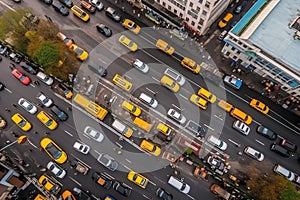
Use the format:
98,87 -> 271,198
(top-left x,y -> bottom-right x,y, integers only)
164,68 -> 185,86
167,176 -> 190,194
218,30 -> 228,40
273,164 -> 295,181
112,119 -> 133,138
139,93 -> 158,108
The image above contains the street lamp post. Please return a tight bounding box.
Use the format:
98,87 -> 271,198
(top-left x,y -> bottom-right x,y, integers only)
0,136 -> 27,151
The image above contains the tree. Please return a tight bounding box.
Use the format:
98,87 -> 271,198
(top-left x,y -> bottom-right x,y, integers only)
33,41 -> 60,68
242,161 -> 300,200
36,20 -> 59,41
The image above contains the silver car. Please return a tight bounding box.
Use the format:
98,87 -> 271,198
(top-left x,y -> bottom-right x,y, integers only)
132,59 -> 149,73
97,153 -> 118,171
84,126 -> 104,142
167,109 -> 186,124
232,120 -> 250,135
36,92 -> 53,107
73,141 -> 90,154
46,161 -> 66,179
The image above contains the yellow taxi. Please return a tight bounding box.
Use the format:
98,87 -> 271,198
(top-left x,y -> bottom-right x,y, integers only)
37,111 -> 58,130
197,88 -> 217,103
122,19 -> 141,34
40,137 -> 67,164
140,139 -> 161,156
11,113 -> 32,131
249,99 -> 269,114
61,190 -> 76,200
118,35 -> 138,52
181,57 -> 201,74
127,171 -> 149,189
112,74 -> 133,92
69,44 -> 89,61
71,5 -> 90,22
122,100 -> 141,116
190,94 -> 208,110
38,175 -> 61,195
160,75 -> 180,92
156,39 -> 174,55
218,99 -> 233,112
218,13 -> 233,28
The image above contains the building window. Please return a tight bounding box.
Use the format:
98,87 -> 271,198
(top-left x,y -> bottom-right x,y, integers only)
233,56 -> 237,59
190,2 -> 193,7
174,9 -> 177,14
205,1 -> 210,8
188,10 -> 198,19
186,17 -> 189,22
163,2 -> 166,6
196,6 -> 200,12
199,18 -> 204,25
198,0 -> 203,3
168,5 -> 171,10
180,13 -> 183,17
191,21 -> 195,26
157,0 -> 160,2
202,10 -> 207,16
197,25 -> 202,30
237,51 -> 240,55
231,46 -> 235,51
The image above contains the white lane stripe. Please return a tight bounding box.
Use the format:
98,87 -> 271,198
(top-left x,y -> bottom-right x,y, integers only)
69,177 -> 82,186
179,93 -> 188,100
4,88 -> 12,93
255,139 -> 265,146
64,130 -> 73,137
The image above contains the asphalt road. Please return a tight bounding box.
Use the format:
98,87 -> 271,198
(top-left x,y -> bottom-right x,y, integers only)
0,0 -> 299,200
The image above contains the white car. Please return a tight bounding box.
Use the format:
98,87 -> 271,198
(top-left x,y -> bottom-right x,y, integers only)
232,120 -> 250,135
73,141 -> 90,154
36,71 -> 54,86
244,146 -> 264,161
89,0 -> 104,10
84,126 -> 104,142
139,93 -> 158,108
132,59 -> 149,73
46,161 -> 66,179
36,92 -> 53,107
18,98 -> 37,114
97,153 -> 118,171
207,135 -> 227,151
167,109 -> 186,124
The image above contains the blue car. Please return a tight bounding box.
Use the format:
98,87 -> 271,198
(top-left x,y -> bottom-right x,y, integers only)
223,75 -> 242,89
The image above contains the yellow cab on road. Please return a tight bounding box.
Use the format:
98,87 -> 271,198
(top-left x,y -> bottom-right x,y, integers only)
127,171 -> 149,188
40,137 -> 67,164
37,111 -> 58,130
118,35 -> 138,52
190,94 -> 208,110
156,39 -> 174,55
181,57 -> 201,74
38,174 -> 61,195
112,74 -> 133,92
122,100 -> 141,116
71,5 -> 90,22
140,139 -> 161,156
230,107 -> 252,125
122,19 -> 141,34
197,88 -> 216,103
249,99 -> 269,114
11,113 -> 32,131
69,44 -> 89,61
160,75 -> 180,92
218,13 -> 233,28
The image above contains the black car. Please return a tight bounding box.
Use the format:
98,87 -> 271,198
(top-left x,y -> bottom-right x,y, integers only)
58,0 -> 73,8
52,1 -> 70,16
270,143 -> 290,157
39,0 -> 53,5
112,181 -> 132,197
0,82 -> 5,91
186,120 -> 206,137
280,138 -> 297,152
50,105 -> 68,121
156,187 -> 173,200
20,61 -> 38,75
73,187 -> 95,200
256,125 -> 277,140
91,172 -> 113,189
96,23 -> 112,37
88,64 -> 107,77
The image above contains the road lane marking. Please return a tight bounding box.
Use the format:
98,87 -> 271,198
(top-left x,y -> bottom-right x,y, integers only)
69,177 -> 82,186
30,83 -> 36,87
4,88 -> 12,93
214,114 -> 223,121
64,130 -> 73,137
152,76 -> 160,82
171,104 -> 181,111
0,1 -> 16,11
146,87 -> 155,94
121,163 -> 131,171
186,194 -> 195,200
228,139 -> 241,147
148,180 -> 156,186
94,150 -> 101,155
179,93 -> 188,100
255,139 -> 265,146
102,172 -> 115,180
142,194 -> 151,199
125,158 -> 132,163
27,139 -> 38,149
204,124 -> 214,131
115,142 -> 123,148
153,176 -> 166,184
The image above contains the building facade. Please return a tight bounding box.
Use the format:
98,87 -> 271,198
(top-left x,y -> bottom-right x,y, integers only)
221,0 -> 300,100
155,0 -> 231,35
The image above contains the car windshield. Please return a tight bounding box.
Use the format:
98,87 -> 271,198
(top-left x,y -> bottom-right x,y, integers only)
128,41 -> 134,47
42,98 -> 49,104
46,143 -> 62,159
18,120 -> 26,127
75,48 -> 84,56
20,75 -> 26,81
46,119 -> 53,126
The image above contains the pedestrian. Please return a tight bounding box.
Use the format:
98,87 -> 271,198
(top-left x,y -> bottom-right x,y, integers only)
121,6 -> 125,12
12,104 -> 17,107
5,108 -> 10,112
34,131 -> 38,134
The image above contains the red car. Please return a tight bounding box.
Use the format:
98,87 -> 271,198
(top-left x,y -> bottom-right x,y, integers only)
11,68 -> 31,85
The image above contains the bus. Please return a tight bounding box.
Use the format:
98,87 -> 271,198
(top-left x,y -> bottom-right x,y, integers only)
73,94 -> 108,120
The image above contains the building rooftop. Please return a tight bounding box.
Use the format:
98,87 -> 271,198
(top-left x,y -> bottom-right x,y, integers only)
232,0 -> 300,73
